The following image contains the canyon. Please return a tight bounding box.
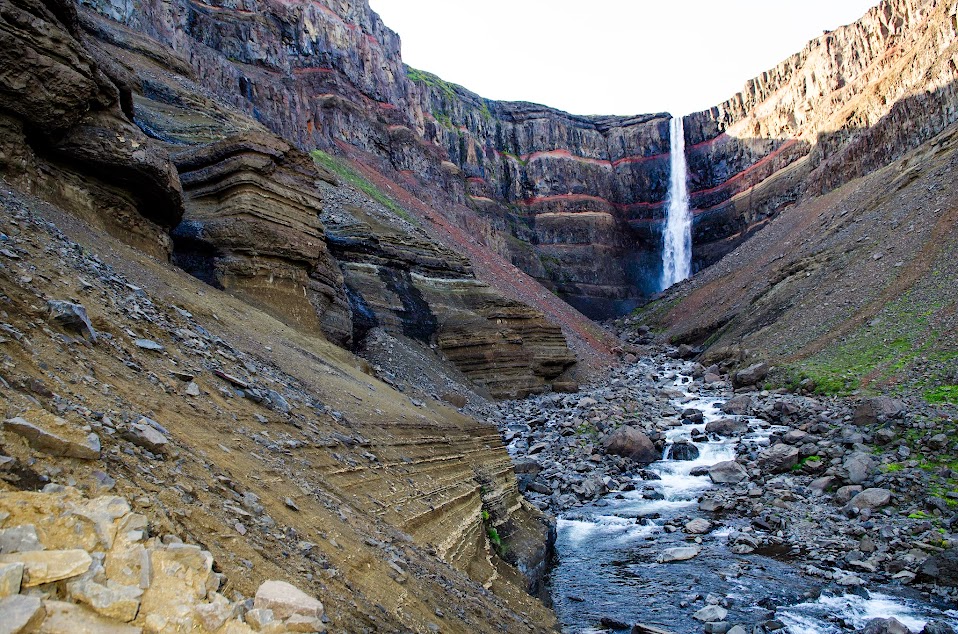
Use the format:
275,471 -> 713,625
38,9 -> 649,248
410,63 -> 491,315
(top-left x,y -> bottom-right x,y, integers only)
0,0 -> 957,631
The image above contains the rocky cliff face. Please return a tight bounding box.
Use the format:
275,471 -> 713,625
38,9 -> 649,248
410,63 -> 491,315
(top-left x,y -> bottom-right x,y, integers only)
72,0 -> 958,318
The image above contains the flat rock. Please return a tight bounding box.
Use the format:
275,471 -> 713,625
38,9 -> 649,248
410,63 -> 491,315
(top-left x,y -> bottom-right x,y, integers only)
656,546 -> 700,563
0,594 -> 45,634
133,339 -> 164,351
0,549 -> 92,586
253,580 -> 323,621
121,423 -> 169,455
3,418 -> 100,460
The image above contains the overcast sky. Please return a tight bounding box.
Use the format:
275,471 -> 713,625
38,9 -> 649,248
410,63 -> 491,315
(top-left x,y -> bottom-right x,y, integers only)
367,1 -> 879,116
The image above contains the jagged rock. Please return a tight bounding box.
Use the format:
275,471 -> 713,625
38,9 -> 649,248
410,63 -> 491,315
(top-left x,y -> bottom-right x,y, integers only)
36,600 -> 141,634
919,549 -> 958,587
758,443 -> 800,474
602,426 -> 657,465
0,550 -> 92,586
2,417 -> 100,460
923,622 -> 957,634
853,398 -> 906,426
0,594 -> 45,634
47,301 -> 97,341
0,526 -> 42,554
709,461 -> 748,484
720,395 -> 751,415
121,422 -> 169,456
732,362 -> 770,388
0,563 -> 23,598
656,547 -> 700,563
253,580 -> 324,621
67,578 -> 142,622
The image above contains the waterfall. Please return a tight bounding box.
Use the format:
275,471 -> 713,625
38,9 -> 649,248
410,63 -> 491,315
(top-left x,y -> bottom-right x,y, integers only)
660,114 -> 692,291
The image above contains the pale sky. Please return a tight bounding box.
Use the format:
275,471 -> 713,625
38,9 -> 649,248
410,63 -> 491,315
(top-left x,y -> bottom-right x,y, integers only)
368,0 -> 880,116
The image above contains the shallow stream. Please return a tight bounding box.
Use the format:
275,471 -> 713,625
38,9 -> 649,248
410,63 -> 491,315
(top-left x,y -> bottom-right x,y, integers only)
548,370 -> 958,633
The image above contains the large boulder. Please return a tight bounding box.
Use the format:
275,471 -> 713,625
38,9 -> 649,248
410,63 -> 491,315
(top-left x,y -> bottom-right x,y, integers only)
844,488 -> 892,512
919,549 -> 958,587
732,362 -> 770,388
856,617 -> 913,634
667,441 -> 700,461
844,452 -> 877,485
853,397 -> 906,426
721,395 -> 752,415
709,460 -> 748,484
602,426 -> 658,464
758,443 -> 800,473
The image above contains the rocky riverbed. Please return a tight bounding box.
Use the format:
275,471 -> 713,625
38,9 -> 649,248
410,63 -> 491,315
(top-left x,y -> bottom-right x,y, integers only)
478,344 -> 958,633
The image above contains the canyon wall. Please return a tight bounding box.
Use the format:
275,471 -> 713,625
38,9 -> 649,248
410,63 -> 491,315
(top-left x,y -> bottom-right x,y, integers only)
74,0 -> 958,318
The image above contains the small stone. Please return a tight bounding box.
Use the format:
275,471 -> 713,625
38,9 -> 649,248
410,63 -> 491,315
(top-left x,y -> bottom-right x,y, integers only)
284,498 -> 300,512
253,580 -> 324,621
184,382 -> 201,397
122,422 -> 170,455
245,607 -> 275,630
0,594 -> 45,634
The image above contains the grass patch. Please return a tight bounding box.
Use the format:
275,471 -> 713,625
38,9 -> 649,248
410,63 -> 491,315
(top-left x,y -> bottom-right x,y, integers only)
406,66 -> 459,99
925,385 -> 958,404
310,150 -> 415,224
792,455 -> 822,472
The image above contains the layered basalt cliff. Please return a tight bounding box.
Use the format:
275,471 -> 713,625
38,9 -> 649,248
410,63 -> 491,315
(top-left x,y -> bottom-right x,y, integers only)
72,0 -> 958,318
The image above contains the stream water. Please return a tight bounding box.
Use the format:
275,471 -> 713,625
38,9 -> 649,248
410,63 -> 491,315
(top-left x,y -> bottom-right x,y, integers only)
548,369 -> 958,633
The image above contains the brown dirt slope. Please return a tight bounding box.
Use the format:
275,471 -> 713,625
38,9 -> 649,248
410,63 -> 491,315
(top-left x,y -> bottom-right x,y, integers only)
0,185 -> 557,633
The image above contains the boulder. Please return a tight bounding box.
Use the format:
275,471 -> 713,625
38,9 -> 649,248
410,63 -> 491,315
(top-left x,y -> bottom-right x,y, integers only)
3,417 -> 100,460
656,547 -> 700,563
0,594 -> 45,634
667,441 -> 700,461
720,395 -> 751,415
0,563 -> 23,598
253,580 -> 324,621
0,549 -> 92,586
853,397 -> 906,426
121,422 -> 170,456
919,549 -> 958,587
732,362 -> 769,388
602,426 -> 658,465
709,460 -> 748,484
758,443 -> 800,474
47,301 -> 97,341
845,488 -> 892,512
844,452 -> 876,485
705,418 -> 747,436
856,617 -> 912,634
684,518 -> 712,534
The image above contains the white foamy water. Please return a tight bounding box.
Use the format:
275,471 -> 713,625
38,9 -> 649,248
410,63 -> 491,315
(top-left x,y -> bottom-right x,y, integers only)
778,591 -> 957,633
660,114 -> 692,290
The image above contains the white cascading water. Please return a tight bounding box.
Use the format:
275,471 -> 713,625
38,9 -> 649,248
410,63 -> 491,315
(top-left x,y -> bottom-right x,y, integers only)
660,114 -> 692,290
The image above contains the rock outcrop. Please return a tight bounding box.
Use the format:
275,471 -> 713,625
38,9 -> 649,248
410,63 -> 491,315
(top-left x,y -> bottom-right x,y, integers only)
171,133 -> 353,346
